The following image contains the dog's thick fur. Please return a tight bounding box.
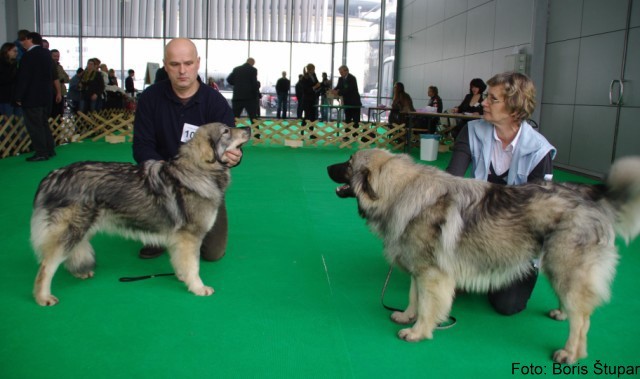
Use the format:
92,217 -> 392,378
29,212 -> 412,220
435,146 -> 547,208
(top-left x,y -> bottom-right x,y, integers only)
328,148 -> 640,364
31,123 -> 250,306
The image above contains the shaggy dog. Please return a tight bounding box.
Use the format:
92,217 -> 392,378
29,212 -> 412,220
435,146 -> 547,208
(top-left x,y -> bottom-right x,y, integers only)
31,123 -> 250,306
328,148 -> 640,364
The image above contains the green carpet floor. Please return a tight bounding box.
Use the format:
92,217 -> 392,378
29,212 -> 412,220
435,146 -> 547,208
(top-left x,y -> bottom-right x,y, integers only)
1,141 -> 639,379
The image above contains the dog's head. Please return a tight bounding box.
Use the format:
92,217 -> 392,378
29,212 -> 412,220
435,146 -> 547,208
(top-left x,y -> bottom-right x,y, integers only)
185,122 -> 251,167
327,148 -> 397,203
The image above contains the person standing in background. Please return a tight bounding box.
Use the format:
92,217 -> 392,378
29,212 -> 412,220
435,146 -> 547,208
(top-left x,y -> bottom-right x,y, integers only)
295,74 -> 304,119
67,67 -> 83,114
330,65 -> 362,137
125,69 -> 136,97
319,72 -> 331,121
0,42 -> 21,117
301,63 -> 321,125
226,58 -> 259,123
14,32 -> 57,161
50,49 -> 70,118
79,58 -> 105,113
14,29 -> 29,63
275,71 -> 290,119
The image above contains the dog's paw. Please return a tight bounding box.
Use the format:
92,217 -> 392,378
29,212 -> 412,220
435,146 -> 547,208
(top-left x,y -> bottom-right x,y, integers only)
548,309 -> 567,321
397,327 -> 432,342
190,285 -> 215,296
553,348 -> 579,364
390,311 -> 416,325
73,271 -> 94,280
35,294 -> 59,306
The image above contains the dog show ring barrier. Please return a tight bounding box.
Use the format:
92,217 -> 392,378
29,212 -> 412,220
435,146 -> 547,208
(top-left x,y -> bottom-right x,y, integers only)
0,110 -> 417,159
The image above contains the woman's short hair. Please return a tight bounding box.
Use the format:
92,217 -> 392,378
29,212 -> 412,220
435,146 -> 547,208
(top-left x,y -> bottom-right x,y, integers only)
487,72 -> 536,122
428,86 -> 439,96
469,78 -> 487,94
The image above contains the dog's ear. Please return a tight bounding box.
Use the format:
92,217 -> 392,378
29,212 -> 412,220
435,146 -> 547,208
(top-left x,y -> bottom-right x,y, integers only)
191,125 -> 216,163
359,168 -> 378,200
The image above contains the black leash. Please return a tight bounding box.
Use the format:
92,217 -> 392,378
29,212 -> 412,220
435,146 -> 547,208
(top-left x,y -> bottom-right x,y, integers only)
119,273 -> 175,282
381,265 -> 457,330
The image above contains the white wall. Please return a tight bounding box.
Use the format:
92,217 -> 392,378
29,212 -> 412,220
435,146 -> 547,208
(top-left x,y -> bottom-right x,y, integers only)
397,0 -> 540,111
2,0 -> 36,44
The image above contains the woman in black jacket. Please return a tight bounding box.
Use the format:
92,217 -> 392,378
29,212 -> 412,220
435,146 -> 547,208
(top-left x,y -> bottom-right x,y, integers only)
451,78 -> 486,138
301,63 -> 321,124
0,42 -> 19,116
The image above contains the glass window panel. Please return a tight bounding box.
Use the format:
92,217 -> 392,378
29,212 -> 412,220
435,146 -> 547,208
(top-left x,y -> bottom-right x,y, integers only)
46,37 -> 82,74
291,43 -> 332,84
245,41 -> 294,116
36,0 -> 398,116
344,41 -> 374,96
347,1 -> 381,42
379,42 -> 395,103
81,38 -> 122,86
384,0 -> 397,39
123,39 -> 164,90
205,41 -> 249,88
333,42 -> 344,84
247,42 -> 292,88
206,40 -> 250,104
333,0 -> 346,44
189,39 -> 208,80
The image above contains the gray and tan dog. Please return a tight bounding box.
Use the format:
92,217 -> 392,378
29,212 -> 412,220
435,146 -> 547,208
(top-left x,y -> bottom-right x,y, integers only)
31,123 -> 250,306
328,148 -> 640,364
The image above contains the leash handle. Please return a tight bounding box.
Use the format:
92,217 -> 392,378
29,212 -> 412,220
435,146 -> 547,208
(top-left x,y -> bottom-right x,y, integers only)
119,273 -> 174,282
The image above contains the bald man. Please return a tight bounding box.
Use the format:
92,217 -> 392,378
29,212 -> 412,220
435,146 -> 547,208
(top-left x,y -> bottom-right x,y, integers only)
226,57 -> 259,122
132,38 -> 241,261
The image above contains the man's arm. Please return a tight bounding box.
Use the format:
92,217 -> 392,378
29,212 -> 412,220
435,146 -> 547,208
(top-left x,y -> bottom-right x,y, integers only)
53,79 -> 62,104
132,91 -> 164,164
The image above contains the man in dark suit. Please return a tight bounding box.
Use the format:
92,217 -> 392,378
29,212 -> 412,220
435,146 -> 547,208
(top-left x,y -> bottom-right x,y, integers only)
226,58 -> 259,123
332,65 -> 362,127
275,71 -> 290,119
14,32 -> 57,161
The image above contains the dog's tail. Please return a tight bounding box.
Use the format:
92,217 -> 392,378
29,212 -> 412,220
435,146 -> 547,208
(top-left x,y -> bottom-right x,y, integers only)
605,156 -> 640,244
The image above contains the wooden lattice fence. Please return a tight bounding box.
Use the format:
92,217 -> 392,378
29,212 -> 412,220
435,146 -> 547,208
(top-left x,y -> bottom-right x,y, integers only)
0,109 -> 134,158
236,118 -> 407,150
1,111 -> 409,159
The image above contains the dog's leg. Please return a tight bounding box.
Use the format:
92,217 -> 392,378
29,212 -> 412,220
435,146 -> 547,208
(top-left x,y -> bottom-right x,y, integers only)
398,268 -> 455,342
548,301 -> 567,321
33,251 -> 66,306
553,312 -> 591,364
391,275 -> 417,324
168,234 -> 214,296
64,239 -> 96,279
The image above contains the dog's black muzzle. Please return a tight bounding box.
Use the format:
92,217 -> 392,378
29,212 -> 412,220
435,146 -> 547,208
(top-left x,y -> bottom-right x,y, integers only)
327,162 -> 355,198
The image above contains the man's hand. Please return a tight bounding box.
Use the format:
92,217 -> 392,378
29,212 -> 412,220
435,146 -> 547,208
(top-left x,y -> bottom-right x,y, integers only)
224,149 -> 243,167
